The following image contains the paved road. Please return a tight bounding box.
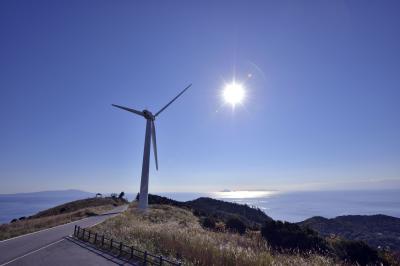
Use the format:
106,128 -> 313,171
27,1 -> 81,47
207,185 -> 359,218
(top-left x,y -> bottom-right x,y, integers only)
0,205 -> 128,265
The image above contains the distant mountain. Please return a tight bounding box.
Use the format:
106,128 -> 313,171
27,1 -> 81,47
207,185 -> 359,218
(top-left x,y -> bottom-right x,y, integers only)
299,214 -> 400,251
0,189 -> 94,198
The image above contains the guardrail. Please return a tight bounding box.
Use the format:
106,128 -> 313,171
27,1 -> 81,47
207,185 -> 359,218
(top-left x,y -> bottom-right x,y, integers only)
73,225 -> 182,266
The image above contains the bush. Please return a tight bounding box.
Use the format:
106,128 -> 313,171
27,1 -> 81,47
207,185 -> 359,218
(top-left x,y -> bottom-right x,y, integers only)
226,217 -> 246,234
261,220 -> 327,253
85,211 -> 97,217
192,209 -> 201,217
201,217 -> 216,229
331,239 -> 381,265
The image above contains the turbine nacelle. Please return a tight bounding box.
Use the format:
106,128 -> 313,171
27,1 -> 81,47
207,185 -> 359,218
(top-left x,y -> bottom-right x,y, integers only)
142,110 -> 154,120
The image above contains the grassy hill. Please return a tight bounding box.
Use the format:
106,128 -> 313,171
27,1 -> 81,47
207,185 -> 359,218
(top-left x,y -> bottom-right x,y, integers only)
142,194 -> 271,229
31,197 -> 126,218
91,195 -> 397,265
91,203 -> 335,265
0,196 -> 127,241
299,214 -> 400,252
186,197 -> 272,229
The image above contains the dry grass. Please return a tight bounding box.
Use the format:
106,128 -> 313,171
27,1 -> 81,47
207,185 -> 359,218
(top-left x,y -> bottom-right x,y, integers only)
90,203 -> 339,266
0,205 -> 113,241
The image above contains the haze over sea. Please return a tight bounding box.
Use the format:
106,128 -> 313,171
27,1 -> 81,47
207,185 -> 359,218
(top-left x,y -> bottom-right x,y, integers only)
1,189 -> 399,224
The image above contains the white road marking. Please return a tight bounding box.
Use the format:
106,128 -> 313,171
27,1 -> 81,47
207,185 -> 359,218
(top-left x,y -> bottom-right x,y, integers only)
0,239 -> 65,266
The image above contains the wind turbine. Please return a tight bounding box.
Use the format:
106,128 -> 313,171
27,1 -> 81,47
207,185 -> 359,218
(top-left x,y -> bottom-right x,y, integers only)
112,84 -> 192,210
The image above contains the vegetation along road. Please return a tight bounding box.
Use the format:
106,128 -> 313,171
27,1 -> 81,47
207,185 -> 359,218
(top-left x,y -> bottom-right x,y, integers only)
0,204 -> 128,266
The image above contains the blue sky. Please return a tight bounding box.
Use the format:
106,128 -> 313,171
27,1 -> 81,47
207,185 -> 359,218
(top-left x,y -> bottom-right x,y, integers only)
1,1 -> 399,194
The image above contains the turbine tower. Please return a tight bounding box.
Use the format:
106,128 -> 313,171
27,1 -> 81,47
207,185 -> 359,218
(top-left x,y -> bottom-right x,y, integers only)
112,84 -> 192,210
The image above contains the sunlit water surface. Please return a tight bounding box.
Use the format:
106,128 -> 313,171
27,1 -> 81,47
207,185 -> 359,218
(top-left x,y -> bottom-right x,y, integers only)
1,190 -> 399,224
160,190 -> 400,222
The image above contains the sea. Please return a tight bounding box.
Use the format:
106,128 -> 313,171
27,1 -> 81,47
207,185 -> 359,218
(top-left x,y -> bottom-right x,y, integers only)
1,190 -> 399,224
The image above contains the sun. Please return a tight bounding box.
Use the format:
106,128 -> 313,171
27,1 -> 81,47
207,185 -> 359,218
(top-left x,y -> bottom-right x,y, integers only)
223,82 -> 245,106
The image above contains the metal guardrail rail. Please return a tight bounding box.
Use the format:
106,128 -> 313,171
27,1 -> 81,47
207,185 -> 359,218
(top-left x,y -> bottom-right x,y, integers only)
73,225 -> 182,266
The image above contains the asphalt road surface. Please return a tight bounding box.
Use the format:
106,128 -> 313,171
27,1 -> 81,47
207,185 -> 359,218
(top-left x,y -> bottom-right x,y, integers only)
0,204 -> 129,265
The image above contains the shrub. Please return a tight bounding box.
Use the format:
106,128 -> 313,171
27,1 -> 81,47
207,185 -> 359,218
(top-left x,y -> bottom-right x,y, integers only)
192,209 -> 201,217
226,217 -> 246,234
331,239 -> 381,265
261,220 -> 327,253
201,217 -> 216,229
85,210 -> 97,217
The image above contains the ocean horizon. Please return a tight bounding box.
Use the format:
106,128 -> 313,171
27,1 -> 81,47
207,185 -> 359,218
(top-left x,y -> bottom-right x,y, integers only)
1,189 -> 399,224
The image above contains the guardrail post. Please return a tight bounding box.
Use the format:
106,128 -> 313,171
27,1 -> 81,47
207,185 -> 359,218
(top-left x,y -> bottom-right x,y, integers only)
82,229 -> 86,240
144,251 -> 147,265
101,235 -> 105,247
119,242 -> 123,256
110,239 -> 113,250
94,233 -> 97,244
88,231 -> 91,241
130,246 -> 133,258
74,225 -> 77,236
159,255 -> 163,265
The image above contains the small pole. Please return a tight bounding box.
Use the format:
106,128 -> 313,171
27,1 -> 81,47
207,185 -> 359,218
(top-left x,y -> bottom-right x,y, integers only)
94,233 -> 98,244
130,246 -> 133,258
101,235 -> 105,247
88,231 -> 91,241
110,239 -> 113,250
119,242 -> 123,256
159,255 -> 163,265
145,251 -> 148,265
82,229 -> 86,240
74,225 -> 77,236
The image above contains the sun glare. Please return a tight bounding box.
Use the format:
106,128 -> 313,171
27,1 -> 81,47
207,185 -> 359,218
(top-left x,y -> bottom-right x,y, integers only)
223,82 -> 245,106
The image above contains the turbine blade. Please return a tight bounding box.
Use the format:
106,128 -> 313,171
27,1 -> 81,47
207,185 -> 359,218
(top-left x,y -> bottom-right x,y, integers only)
111,104 -> 144,117
155,84 -> 192,117
151,120 -> 159,170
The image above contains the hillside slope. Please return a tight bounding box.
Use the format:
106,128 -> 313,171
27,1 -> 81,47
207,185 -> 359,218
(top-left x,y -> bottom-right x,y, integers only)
186,197 -> 272,228
144,194 -> 271,229
92,196 -> 396,265
90,203 -> 335,266
299,214 -> 400,251
0,197 -> 127,240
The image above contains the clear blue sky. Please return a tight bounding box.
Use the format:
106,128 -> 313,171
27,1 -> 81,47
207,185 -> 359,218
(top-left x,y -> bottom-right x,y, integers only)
1,1 -> 399,194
